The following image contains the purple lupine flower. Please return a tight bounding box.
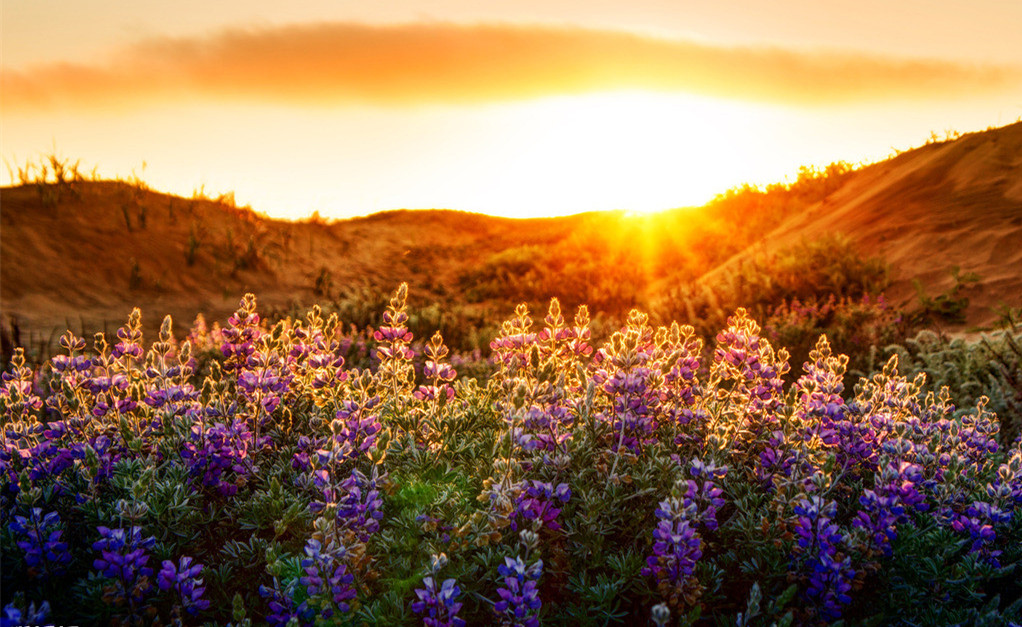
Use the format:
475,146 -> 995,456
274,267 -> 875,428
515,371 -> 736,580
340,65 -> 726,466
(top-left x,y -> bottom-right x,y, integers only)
24,439 -> 76,483
642,496 -> 703,608
336,469 -> 385,542
987,449 -> 1022,508
239,348 -> 292,416
596,366 -> 660,456
111,313 -> 145,362
512,480 -> 571,532
794,336 -> 848,449
144,383 -> 199,412
292,435 -> 325,472
1,600 -> 50,627
158,556 -> 210,616
791,497 -> 855,621
0,348 -> 44,420
221,294 -> 262,373
49,354 -> 93,376
92,526 -> 157,610
181,418 -> 254,496
333,396 -> 382,460
661,324 -> 705,432
373,285 -> 417,403
259,579 -> 314,627
710,310 -> 789,435
495,556 -> 542,627
951,500 -> 1012,566
519,404 -> 573,453
490,304 -> 539,373
855,489 -> 904,556
685,459 -> 728,531
536,298 -> 593,364
300,539 -> 356,619
755,431 -> 797,489
415,331 -> 458,406
305,332 -> 349,390
593,311 -> 710,465
8,508 -> 71,579
958,402 -> 1001,465
412,577 -> 466,627
883,459 -> 928,512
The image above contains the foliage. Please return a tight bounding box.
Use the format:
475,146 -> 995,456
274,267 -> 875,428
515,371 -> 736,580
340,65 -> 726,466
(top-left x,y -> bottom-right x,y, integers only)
882,324 -> 1022,444
912,266 -> 982,325
2,288 -> 1021,626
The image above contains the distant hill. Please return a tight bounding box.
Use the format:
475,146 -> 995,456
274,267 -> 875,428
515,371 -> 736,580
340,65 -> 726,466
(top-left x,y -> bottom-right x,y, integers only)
699,121 -> 1022,331
2,122 -> 1021,348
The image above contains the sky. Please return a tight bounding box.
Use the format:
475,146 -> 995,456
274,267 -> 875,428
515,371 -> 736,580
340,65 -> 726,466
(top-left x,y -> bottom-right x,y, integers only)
3,1 -> 1022,219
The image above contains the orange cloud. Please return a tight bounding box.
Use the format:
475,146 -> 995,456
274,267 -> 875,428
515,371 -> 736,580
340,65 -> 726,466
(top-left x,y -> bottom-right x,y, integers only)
5,22 -> 1021,111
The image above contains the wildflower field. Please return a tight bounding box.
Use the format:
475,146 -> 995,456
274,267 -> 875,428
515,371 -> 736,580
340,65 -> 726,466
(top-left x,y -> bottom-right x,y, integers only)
2,284 -> 1021,626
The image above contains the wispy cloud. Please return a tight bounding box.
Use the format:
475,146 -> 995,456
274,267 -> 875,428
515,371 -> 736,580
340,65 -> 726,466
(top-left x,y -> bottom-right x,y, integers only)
5,22 -> 1021,111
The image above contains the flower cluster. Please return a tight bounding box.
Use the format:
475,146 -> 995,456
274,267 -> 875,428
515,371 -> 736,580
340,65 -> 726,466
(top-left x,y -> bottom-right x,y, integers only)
0,348 -> 44,421
511,480 -> 571,532
259,578 -> 314,627
8,508 -> 71,579
92,526 -> 157,617
495,555 -> 543,627
593,311 -> 663,458
220,294 -> 261,373
336,468 -> 385,544
374,283 -> 416,406
711,309 -> 790,431
332,395 -> 383,462
299,538 -> 357,620
856,458 -> 928,550
791,497 -> 855,621
181,418 -> 255,496
950,500 -> 1012,566
157,556 -> 210,617
684,459 -> 728,531
489,304 -> 538,377
1,599 -> 50,627
238,346 -> 291,418
416,331 -> 457,404
642,490 -> 703,609
4,287 -> 1022,625
412,576 -> 465,627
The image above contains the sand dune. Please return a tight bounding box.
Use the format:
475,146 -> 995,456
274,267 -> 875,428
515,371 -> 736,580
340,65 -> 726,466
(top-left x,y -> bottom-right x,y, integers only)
2,123 -> 1020,348
730,122 -> 1022,330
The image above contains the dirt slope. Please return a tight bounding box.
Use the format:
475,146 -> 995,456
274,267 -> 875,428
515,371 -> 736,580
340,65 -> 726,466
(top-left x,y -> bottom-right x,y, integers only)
0,180 -> 594,344
705,122 -> 1022,330
2,122 -> 1021,347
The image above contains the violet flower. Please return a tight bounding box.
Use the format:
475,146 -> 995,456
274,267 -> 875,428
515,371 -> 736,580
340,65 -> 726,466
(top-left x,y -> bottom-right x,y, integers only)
158,556 -> 210,616
791,497 -> 855,621
512,480 -> 571,532
92,526 -> 157,610
642,497 -> 703,607
1,600 -> 50,627
495,556 -> 542,627
9,508 -> 71,579
259,579 -> 314,627
412,576 -> 466,627
300,538 -> 356,619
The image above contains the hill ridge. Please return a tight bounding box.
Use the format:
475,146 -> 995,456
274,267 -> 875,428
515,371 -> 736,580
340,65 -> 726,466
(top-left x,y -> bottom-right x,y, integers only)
3,123 -> 1021,343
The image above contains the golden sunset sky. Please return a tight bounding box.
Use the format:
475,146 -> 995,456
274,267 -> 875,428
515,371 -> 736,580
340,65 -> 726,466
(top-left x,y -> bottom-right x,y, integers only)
3,1 -> 1022,218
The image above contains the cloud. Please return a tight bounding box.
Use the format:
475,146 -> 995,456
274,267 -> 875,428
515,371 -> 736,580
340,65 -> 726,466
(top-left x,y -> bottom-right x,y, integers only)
5,22 -> 1021,111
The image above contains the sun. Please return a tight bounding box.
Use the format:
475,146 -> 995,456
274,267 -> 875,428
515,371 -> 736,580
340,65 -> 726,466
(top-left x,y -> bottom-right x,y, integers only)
426,89 -> 779,218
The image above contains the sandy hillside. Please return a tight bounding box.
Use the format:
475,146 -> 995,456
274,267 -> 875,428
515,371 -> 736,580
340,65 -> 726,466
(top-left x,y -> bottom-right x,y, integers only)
3,122 -> 1021,350
705,122 -> 1022,330
0,180 -> 593,346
